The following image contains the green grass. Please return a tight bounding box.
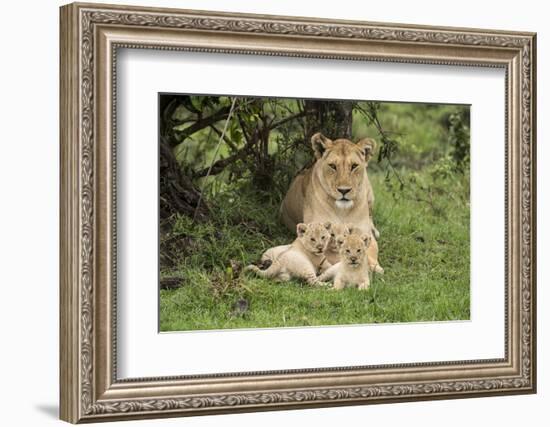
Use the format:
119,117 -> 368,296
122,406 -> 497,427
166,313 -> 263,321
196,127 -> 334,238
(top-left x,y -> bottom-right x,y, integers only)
353,103 -> 467,169
159,167 -> 470,332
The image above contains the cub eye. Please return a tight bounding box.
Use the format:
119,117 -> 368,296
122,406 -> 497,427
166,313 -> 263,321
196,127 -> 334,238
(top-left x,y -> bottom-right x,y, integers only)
346,249 -> 351,254
337,240 -> 343,245
321,236 -> 326,240
351,163 -> 359,171
330,233 -> 335,238
328,163 -> 337,171
310,238 -> 315,242
357,249 -> 361,253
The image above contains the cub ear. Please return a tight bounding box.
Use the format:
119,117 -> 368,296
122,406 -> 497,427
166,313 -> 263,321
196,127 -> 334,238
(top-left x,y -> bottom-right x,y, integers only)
296,223 -> 308,237
356,138 -> 376,162
324,222 -> 332,231
311,133 -> 333,159
360,233 -> 372,247
345,223 -> 354,234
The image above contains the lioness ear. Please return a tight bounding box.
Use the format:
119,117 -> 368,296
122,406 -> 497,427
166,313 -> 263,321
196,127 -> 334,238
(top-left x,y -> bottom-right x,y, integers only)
356,138 -> 376,162
296,223 -> 308,237
324,222 -> 332,231
311,133 -> 333,159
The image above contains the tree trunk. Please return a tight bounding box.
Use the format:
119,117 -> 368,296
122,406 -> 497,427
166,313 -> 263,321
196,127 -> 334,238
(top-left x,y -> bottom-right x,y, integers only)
252,122 -> 275,191
159,93 -> 209,221
304,100 -> 354,140
159,137 -> 209,221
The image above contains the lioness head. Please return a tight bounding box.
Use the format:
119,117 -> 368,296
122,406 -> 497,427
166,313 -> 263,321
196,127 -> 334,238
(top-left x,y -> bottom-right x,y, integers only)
311,132 -> 375,209
328,223 -> 354,252
339,233 -> 372,268
296,222 -> 331,255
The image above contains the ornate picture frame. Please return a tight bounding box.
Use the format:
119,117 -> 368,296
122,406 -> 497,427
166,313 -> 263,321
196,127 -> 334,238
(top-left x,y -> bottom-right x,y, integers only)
60,2 -> 536,423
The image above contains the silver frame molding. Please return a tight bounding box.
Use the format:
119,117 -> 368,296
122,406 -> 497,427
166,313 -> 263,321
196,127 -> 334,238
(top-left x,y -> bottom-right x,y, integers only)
60,2 -> 536,423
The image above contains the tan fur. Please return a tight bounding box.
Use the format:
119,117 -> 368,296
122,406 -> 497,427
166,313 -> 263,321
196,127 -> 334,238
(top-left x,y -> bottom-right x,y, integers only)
261,244 -> 291,264
280,133 -> 382,270
350,228 -> 384,274
261,243 -> 333,273
318,234 -> 372,290
246,223 -> 332,285
326,223 -> 353,265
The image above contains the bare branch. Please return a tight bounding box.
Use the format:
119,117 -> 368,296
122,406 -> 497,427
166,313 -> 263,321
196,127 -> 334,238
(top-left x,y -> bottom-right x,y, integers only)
174,105 -> 232,142
209,125 -> 238,151
193,147 -> 252,178
269,111 -> 307,130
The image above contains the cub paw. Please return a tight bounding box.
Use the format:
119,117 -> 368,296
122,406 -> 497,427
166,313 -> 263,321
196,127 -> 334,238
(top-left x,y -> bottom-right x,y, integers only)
316,281 -> 332,288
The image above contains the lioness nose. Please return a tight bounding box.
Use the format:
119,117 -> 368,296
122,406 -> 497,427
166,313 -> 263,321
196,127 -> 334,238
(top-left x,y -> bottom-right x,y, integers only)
337,187 -> 351,196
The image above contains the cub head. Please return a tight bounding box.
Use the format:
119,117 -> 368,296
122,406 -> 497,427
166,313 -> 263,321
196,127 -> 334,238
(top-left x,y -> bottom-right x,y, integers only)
328,223 -> 354,252
311,132 -> 376,210
296,222 -> 331,255
339,233 -> 372,267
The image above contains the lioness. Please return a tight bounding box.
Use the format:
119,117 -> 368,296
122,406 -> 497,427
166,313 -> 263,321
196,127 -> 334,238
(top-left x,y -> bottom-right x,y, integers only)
318,233 -> 372,291
245,222 -> 331,285
280,132 -> 381,270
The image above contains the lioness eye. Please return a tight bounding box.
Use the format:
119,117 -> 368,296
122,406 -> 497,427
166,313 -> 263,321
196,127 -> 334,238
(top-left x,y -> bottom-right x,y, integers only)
351,163 -> 359,171
328,163 -> 337,171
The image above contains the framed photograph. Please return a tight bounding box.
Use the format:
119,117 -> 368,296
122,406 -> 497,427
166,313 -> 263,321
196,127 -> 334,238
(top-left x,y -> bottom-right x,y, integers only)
60,2 -> 537,423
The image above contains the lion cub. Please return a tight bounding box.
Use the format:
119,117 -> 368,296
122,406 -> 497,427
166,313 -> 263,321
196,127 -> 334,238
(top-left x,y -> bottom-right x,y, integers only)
246,222 -> 331,285
326,223 -> 383,275
326,223 -> 353,265
318,233 -> 372,290
260,244 -> 290,267
261,223 -> 350,273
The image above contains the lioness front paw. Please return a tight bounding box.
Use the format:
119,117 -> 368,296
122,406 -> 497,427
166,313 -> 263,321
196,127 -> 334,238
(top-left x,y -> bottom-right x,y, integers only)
373,264 -> 384,275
